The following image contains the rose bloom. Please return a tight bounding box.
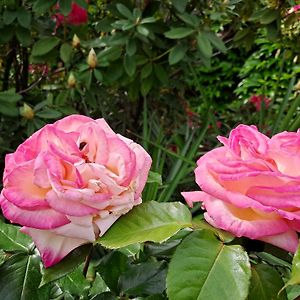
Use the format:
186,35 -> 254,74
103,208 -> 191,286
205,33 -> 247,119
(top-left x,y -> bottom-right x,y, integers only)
182,125 -> 300,252
0,115 -> 151,267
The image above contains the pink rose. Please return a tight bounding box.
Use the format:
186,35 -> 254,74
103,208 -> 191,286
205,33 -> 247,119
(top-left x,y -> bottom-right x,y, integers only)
0,115 -> 151,267
182,125 -> 300,252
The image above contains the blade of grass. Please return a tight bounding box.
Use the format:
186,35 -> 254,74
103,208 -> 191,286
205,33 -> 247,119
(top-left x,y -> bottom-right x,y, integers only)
280,94 -> 300,132
271,75 -> 296,135
158,113 -> 210,202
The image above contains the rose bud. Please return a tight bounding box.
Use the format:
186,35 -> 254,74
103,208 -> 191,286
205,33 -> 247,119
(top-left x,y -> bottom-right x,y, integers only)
87,48 -> 97,69
20,103 -> 34,120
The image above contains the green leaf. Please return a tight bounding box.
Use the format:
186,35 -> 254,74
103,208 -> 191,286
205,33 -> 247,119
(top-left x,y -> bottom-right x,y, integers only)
3,10 -> 17,25
146,171 -> 162,185
116,3 -> 133,20
119,261 -> 167,296
36,109 -> 62,119
164,27 -> 195,39
58,267 -> 90,296
97,201 -> 192,249
154,64 -> 168,85
248,264 -> 287,300
16,26 -> 32,46
137,25 -> 150,36
0,89 -> 22,103
250,8 -> 279,25
96,251 -> 130,293
123,54 -> 136,76
0,220 -> 32,252
89,274 -> 109,297
141,17 -> 157,24
192,217 -> 235,243
91,292 -> 117,300
197,32 -> 212,58
40,244 -> 91,287
177,13 -> 199,27
141,63 -> 153,79
168,44 -> 187,65
126,39 -> 137,56
79,69 -> 93,89
206,32 -> 226,53
74,0 -> 88,9
0,253 -> 50,300
32,37 -> 60,56
166,230 -> 251,300
0,103 -> 19,116
33,0 -> 57,14
172,0 -> 189,13
60,43 -> 73,64
17,7 -> 31,28
59,0 -> 73,16
141,76 -> 153,97
94,69 -> 103,81
0,25 -> 15,43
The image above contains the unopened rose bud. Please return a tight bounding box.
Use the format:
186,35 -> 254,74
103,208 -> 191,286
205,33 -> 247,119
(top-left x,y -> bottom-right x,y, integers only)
67,72 -> 76,88
87,48 -> 97,69
295,80 -> 300,90
20,103 -> 34,120
72,34 -> 80,48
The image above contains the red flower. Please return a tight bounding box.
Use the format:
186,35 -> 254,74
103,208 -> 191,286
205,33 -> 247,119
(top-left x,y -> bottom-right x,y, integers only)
54,2 -> 88,28
249,95 -> 271,111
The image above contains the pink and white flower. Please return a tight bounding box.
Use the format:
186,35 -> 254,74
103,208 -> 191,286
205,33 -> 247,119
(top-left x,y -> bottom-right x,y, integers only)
182,125 -> 300,252
1,115 -> 151,267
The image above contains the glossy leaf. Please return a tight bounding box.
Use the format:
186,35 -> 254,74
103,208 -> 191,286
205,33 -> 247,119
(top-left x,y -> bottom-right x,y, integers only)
96,251 -> 130,293
60,43 -> 73,63
164,27 -> 195,39
192,217 -> 234,243
0,253 -> 50,300
116,3 -> 133,20
119,261 -> 167,296
32,37 -> 60,56
58,267 -> 90,296
154,64 -> 168,85
89,274 -> 109,298
124,54 -> 136,76
206,32 -> 226,53
141,63 -> 153,79
97,201 -> 192,249
0,220 -> 32,252
16,26 -> 32,47
166,230 -> 251,300
172,0 -> 189,13
126,39 -> 137,56
168,44 -> 187,65
60,0 -> 73,16
197,32 -> 212,58
33,0 -> 57,13
248,264 -> 287,300
3,10 -> 17,25
141,76 -> 153,96
17,8 -> 31,28
40,244 -> 91,286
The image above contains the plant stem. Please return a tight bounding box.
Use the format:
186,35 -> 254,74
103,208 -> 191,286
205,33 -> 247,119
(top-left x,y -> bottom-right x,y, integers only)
82,245 -> 93,278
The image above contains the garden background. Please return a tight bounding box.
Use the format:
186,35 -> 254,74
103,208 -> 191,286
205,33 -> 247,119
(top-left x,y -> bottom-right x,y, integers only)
1,0 -> 300,299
